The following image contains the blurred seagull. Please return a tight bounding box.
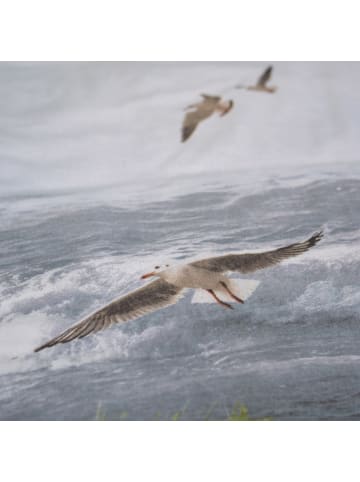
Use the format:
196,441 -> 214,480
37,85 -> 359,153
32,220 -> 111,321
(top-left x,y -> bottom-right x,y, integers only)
181,94 -> 234,142
236,65 -> 277,93
34,231 -> 323,352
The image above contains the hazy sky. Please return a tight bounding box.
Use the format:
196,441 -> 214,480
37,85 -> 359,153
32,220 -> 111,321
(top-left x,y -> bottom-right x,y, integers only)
1,62 -> 360,194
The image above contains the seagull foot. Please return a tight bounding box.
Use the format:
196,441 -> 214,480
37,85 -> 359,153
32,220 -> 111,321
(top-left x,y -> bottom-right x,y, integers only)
206,289 -> 234,309
219,282 -> 245,304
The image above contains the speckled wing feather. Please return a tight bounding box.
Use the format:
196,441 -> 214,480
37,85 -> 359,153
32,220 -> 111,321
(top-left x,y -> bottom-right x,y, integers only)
257,65 -> 272,87
191,232 -> 323,274
34,279 -> 184,352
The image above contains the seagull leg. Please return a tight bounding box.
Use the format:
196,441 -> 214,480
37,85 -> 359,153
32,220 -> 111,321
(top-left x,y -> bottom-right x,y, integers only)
219,281 -> 244,304
206,289 -> 233,309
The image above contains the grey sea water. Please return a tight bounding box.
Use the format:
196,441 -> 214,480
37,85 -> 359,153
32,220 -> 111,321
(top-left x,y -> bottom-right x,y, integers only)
0,62 -> 360,420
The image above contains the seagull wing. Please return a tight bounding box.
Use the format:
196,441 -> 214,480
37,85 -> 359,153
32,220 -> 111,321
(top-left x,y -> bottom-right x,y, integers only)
190,232 -> 323,274
181,106 -> 214,142
34,279 -> 184,352
257,65 -> 273,87
201,94 -> 221,103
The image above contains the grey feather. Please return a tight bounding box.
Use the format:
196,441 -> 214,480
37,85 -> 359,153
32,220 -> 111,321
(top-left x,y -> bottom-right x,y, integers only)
201,94 -> 221,102
181,102 -> 216,142
190,232 -> 323,273
34,279 -> 183,352
257,65 -> 272,87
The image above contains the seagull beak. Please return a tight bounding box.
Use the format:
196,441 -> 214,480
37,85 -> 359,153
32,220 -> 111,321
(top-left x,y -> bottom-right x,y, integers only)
141,272 -> 155,280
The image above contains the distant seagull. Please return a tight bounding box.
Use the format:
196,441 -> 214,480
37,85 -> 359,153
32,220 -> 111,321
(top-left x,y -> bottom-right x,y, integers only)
34,231 -> 323,352
236,65 -> 277,93
181,94 -> 234,142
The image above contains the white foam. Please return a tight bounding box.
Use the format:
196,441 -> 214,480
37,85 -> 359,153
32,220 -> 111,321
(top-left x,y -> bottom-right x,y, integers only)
0,311 -> 58,375
293,280 -> 360,312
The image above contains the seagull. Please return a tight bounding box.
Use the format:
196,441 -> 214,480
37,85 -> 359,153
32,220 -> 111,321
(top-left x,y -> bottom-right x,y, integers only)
236,65 -> 277,93
34,231 -> 323,352
181,94 -> 234,142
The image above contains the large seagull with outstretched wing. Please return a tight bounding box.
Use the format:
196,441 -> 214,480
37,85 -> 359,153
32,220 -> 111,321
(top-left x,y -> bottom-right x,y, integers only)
34,231 -> 323,352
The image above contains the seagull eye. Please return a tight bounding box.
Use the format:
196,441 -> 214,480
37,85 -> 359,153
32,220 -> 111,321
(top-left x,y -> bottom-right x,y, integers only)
154,266 -> 160,269
166,264 -> 169,267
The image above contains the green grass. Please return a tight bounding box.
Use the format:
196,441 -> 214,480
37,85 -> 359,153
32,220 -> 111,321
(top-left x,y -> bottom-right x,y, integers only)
95,401 -> 271,421
227,402 -> 271,421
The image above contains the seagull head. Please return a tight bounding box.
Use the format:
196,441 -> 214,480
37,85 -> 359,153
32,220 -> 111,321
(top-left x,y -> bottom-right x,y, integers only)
219,99 -> 234,116
141,264 -> 170,280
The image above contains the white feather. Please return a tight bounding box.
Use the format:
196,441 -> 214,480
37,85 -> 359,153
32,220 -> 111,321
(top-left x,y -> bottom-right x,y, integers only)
191,278 -> 260,304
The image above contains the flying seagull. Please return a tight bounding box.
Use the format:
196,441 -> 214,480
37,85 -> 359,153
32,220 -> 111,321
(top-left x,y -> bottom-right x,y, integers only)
236,65 -> 277,93
34,231 -> 323,352
181,94 -> 234,142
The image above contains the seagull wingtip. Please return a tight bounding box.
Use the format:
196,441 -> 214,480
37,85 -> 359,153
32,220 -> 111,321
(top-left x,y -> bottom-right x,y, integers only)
309,230 -> 324,246
34,343 -> 46,353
